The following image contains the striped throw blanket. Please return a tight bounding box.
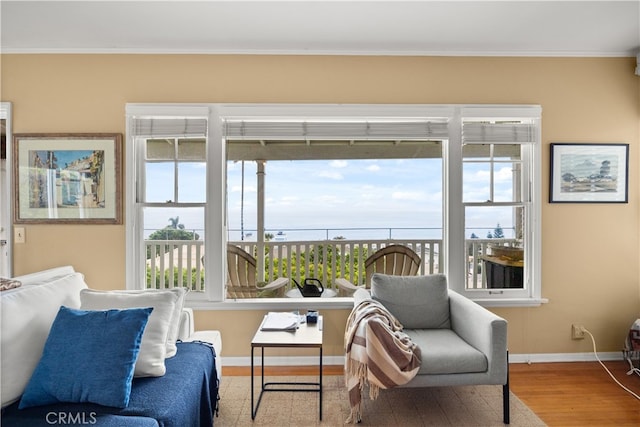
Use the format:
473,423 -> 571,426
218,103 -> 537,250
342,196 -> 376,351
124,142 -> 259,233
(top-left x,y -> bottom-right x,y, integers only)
344,298 -> 421,424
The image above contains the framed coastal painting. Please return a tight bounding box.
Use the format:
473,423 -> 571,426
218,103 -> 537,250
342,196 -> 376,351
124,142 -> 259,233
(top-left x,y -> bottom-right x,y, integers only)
13,133 -> 123,223
549,143 -> 628,203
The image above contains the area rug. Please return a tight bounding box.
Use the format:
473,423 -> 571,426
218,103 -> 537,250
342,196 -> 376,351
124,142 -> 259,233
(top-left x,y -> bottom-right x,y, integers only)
215,375 -> 546,426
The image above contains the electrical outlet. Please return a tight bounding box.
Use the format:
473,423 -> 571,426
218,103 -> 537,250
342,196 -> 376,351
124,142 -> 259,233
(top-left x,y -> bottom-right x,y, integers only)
571,324 -> 585,340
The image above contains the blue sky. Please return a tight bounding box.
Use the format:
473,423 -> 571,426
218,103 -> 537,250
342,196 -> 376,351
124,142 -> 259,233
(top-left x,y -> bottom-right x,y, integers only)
228,158 -> 443,240
227,158 -> 518,241
143,156 -> 518,241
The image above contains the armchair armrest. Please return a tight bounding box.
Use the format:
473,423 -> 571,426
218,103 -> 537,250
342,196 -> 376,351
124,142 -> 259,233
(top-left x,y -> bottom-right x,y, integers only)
353,288 -> 371,305
258,277 -> 289,297
448,290 -> 508,383
259,277 -> 289,291
336,278 -> 363,297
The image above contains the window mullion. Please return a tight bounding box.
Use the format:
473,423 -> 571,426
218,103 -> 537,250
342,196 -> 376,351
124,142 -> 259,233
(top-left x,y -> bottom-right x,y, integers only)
489,144 -> 495,202
173,138 -> 179,203
445,108 -> 465,292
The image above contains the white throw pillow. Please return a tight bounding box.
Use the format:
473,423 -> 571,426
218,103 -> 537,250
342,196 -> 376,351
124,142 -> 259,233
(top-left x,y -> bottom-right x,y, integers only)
106,288 -> 187,358
1,272 -> 88,408
80,289 -> 179,377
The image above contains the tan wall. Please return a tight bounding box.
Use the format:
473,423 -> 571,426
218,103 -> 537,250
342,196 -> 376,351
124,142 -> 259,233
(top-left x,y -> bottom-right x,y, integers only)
2,54 -> 639,359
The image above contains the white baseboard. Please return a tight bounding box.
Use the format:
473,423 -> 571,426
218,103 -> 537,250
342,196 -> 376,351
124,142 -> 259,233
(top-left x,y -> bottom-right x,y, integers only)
508,352 -> 623,364
221,352 -> 624,368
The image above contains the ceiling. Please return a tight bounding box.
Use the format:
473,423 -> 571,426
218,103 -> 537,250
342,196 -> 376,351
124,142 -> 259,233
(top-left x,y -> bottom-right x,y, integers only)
1,1 -> 639,57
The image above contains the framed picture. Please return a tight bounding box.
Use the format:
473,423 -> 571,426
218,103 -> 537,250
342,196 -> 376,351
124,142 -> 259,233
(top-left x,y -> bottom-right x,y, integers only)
550,143 -> 629,203
13,133 -> 123,224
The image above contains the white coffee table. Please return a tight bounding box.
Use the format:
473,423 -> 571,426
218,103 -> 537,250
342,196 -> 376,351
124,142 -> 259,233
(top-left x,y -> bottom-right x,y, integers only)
250,314 -> 324,420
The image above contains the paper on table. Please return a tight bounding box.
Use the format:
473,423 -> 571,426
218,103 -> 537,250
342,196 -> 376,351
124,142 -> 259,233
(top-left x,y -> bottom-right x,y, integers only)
260,311 -> 300,331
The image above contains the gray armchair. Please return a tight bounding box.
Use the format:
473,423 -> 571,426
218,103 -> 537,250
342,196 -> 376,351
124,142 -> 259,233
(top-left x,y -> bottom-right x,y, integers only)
352,273 -> 509,424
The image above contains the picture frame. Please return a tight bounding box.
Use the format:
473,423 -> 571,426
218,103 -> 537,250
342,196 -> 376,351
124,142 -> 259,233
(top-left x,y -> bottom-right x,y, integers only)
13,133 -> 123,224
549,143 -> 629,203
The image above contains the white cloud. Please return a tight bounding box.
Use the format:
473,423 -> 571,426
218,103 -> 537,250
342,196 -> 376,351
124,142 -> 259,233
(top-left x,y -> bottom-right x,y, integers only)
230,184 -> 256,193
318,170 -> 343,180
367,164 -> 380,172
330,160 -> 348,168
495,166 -> 513,182
279,196 -> 300,206
392,191 -> 426,201
315,194 -> 343,205
472,166 -> 513,183
357,185 -> 383,201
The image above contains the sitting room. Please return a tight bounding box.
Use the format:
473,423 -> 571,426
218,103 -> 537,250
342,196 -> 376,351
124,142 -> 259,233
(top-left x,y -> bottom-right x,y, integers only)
1,1 -> 639,426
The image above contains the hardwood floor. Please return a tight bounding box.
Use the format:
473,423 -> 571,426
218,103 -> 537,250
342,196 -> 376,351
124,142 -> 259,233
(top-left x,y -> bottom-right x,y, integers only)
223,360 -> 640,426
510,361 -> 640,426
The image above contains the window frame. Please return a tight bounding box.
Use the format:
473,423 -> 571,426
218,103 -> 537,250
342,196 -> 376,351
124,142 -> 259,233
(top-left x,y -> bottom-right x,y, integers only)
126,103 -> 545,309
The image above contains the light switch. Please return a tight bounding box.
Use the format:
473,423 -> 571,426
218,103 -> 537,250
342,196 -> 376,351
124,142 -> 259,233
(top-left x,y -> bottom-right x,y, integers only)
14,227 -> 25,244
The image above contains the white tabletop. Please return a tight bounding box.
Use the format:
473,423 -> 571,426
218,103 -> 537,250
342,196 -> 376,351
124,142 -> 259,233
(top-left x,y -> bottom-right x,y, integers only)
251,315 -> 323,347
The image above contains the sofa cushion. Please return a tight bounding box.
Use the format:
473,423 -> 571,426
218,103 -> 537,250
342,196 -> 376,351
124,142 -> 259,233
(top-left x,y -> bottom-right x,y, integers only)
105,288 -> 188,358
182,329 -> 223,383
10,265 -> 77,286
3,341 -> 218,427
405,329 -> 488,375
19,306 -> 152,409
0,272 -> 88,408
80,289 -> 179,377
371,273 -> 451,329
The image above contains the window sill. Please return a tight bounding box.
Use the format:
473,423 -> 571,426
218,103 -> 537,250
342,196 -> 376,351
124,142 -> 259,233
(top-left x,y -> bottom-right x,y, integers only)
186,296 -> 548,310
472,297 -> 549,308
186,297 -> 355,311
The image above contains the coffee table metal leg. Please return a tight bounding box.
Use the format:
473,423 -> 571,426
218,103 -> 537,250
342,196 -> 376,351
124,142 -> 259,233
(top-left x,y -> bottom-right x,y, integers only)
319,346 -> 323,420
250,343 -> 323,421
261,346 -> 265,391
251,345 -> 255,420
252,345 -> 267,419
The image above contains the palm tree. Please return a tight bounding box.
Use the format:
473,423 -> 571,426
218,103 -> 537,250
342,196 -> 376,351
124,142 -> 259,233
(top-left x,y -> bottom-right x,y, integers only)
168,216 -> 180,229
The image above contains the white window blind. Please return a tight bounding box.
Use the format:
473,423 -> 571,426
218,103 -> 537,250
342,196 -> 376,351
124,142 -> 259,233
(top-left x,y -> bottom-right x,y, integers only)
224,119 -> 449,140
131,118 -> 208,138
462,122 -> 537,144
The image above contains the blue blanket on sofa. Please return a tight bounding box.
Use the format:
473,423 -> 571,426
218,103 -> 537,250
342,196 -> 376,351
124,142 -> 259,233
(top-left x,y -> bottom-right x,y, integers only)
1,342 -> 218,427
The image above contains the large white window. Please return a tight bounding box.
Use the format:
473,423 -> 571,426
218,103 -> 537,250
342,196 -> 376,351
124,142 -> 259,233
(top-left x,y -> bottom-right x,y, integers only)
459,112 -> 541,303
126,104 -> 543,307
126,108 -> 212,301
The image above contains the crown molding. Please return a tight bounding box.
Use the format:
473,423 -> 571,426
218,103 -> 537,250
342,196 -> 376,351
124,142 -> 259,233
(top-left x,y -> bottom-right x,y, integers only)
1,48 -> 637,58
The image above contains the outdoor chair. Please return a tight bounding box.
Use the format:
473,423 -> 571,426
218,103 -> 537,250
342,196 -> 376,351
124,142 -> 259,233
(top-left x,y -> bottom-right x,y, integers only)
226,244 -> 289,298
335,244 -> 421,297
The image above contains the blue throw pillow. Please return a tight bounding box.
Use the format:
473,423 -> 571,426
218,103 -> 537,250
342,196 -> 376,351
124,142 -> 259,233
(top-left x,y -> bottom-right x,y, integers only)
19,306 -> 153,409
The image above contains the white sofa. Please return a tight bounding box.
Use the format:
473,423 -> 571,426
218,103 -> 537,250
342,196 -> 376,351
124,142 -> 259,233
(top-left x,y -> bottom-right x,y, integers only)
1,266 -> 222,426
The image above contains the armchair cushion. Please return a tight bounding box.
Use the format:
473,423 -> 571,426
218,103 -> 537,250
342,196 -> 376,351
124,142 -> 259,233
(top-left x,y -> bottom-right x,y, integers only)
371,273 -> 451,329
405,329 -> 487,375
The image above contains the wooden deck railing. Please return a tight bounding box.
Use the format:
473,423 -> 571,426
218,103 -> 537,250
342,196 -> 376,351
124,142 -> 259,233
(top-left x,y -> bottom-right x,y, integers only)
144,238 -> 519,292
146,240 -> 205,291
